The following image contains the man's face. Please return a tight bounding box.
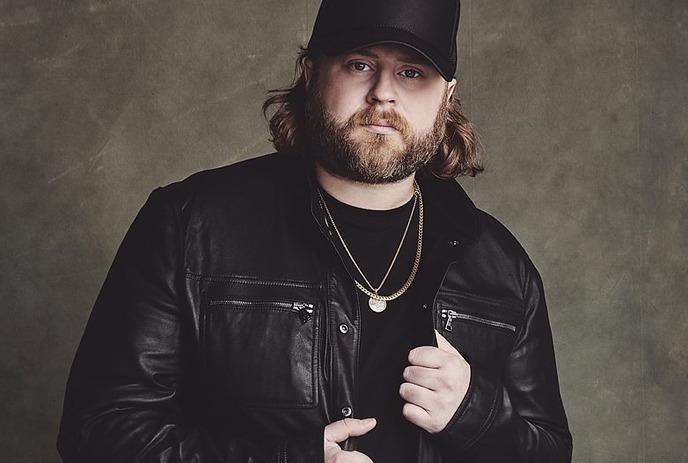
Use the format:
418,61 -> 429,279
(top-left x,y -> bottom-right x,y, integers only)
304,43 -> 457,184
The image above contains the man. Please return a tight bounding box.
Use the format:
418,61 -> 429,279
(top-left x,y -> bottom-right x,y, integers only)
58,0 -> 572,462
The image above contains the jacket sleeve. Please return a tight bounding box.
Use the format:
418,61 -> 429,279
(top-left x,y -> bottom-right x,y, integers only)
429,258 -> 573,462
57,186 -> 324,463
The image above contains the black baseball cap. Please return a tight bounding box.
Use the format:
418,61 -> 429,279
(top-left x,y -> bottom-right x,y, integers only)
307,0 -> 461,82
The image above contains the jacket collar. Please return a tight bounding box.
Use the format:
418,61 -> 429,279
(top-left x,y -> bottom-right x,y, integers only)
294,151 -> 481,245
414,169 -> 481,244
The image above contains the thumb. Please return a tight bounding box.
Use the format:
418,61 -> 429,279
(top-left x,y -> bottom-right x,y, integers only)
324,418 -> 377,443
435,329 -> 461,357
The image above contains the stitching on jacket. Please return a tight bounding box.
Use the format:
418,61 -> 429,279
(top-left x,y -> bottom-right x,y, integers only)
324,268 -> 335,411
353,283 -> 362,419
201,299 -> 320,409
512,259 -> 536,351
312,288 -> 320,410
437,287 -> 520,311
464,382 -> 502,449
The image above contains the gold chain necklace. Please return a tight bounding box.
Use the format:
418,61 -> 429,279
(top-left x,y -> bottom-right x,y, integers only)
317,181 -> 424,312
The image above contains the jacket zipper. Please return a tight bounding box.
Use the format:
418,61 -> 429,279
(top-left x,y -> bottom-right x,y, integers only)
208,299 -> 315,324
198,274 -> 318,289
439,308 -> 516,332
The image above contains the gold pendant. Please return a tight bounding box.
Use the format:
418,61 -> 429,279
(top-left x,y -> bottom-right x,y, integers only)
368,297 -> 387,312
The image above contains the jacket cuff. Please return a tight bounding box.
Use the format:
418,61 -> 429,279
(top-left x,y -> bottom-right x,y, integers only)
430,367 -> 502,453
285,426 -> 324,463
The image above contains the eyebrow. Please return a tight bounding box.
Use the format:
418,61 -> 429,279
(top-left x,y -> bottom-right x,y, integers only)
348,48 -> 430,67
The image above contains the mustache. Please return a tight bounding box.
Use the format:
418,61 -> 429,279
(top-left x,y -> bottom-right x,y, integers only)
349,107 -> 410,134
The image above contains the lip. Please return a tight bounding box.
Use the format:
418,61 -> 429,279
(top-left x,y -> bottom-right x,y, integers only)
362,123 -> 398,134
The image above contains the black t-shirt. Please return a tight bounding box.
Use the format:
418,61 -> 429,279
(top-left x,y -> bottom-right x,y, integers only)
319,186 -> 429,463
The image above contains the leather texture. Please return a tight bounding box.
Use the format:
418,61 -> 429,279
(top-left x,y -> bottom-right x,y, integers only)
57,151 -> 572,462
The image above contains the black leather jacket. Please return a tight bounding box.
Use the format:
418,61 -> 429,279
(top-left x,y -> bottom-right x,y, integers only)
57,151 -> 572,462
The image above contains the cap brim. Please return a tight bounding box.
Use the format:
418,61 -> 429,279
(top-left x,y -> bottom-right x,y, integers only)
316,27 -> 455,82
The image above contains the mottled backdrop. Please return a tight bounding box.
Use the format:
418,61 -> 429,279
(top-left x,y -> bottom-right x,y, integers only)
1,0 -> 686,461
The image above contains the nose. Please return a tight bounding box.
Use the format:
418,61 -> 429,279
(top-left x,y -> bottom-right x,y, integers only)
366,69 -> 397,106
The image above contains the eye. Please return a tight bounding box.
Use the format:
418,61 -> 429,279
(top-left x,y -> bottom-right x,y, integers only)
401,69 -> 422,79
348,61 -> 371,72
346,61 -> 423,79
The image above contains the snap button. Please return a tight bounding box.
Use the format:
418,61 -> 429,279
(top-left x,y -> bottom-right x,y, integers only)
449,240 -> 460,246
340,405 -> 353,417
338,323 -> 349,334
422,304 -> 428,310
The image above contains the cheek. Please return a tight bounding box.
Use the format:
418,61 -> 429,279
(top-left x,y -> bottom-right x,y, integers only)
404,94 -> 445,132
406,107 -> 436,133
323,91 -> 362,124
318,77 -> 367,123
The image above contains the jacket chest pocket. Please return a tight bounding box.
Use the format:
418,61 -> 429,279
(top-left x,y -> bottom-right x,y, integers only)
434,290 -> 522,373
200,276 -> 322,409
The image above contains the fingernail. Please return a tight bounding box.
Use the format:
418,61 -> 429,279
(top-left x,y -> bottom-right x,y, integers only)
363,418 -> 376,425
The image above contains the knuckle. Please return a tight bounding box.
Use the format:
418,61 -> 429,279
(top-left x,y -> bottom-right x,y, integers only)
342,418 -> 355,429
453,365 -> 467,384
438,372 -> 452,388
438,392 -> 452,408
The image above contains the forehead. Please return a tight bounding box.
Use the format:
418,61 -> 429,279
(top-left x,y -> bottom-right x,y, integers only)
342,43 -> 431,66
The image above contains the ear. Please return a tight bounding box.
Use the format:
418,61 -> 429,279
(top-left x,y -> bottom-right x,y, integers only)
446,78 -> 457,102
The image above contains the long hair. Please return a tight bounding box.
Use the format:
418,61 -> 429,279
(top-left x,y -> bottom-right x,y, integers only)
261,45 -> 484,179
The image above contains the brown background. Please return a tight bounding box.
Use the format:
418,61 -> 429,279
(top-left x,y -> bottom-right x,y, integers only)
1,0 -> 686,461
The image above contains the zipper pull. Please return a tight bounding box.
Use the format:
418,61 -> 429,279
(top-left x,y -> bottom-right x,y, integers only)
293,302 -> 315,323
440,309 -> 453,332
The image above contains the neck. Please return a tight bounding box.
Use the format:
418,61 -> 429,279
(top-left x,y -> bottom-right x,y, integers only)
314,162 -> 416,210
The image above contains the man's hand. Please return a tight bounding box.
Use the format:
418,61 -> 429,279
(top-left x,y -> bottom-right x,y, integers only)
324,417 -> 377,462
399,329 -> 471,434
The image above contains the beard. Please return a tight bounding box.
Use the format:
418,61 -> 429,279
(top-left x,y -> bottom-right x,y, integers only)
304,82 -> 449,184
